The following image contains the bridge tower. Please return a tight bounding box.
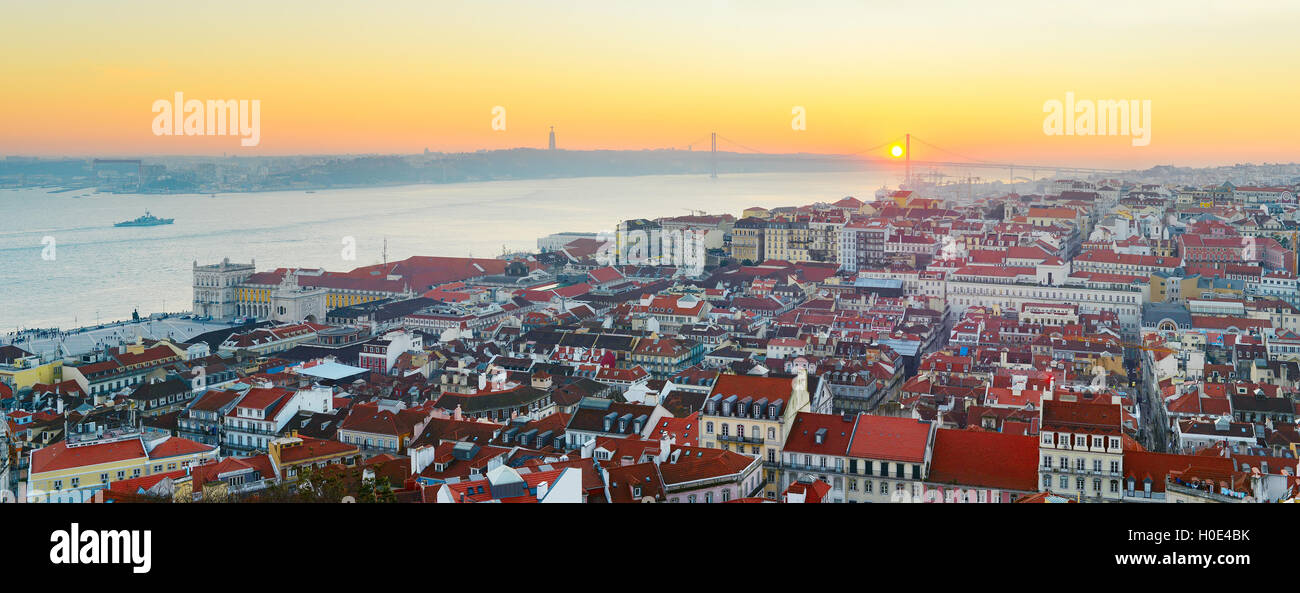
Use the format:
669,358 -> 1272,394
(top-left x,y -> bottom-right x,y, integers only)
905,133 -> 911,187
710,132 -> 717,179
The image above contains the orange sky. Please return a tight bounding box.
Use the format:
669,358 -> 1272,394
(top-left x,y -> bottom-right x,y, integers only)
2,1 -> 1297,168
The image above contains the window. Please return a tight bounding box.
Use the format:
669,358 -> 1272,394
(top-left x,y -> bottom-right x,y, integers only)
53,480 -> 62,490
706,421 -> 714,434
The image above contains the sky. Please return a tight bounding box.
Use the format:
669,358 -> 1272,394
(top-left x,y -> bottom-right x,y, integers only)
1,0 -> 1297,168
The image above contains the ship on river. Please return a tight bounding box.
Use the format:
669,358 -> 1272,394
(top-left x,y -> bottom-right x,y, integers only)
114,211 -> 174,227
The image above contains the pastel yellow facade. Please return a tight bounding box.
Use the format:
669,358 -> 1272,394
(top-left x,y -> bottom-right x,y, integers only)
28,451 -> 150,501
0,359 -> 62,391
236,287 -> 382,310
26,437 -> 217,503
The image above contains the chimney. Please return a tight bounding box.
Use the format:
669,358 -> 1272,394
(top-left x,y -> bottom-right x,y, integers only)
536,481 -> 549,501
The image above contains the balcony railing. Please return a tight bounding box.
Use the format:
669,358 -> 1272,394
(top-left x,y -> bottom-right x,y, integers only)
717,433 -> 764,445
782,462 -> 845,474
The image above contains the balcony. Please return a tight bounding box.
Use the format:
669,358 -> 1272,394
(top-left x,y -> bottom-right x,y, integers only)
782,462 -> 844,474
716,433 -> 764,445
226,426 -> 280,437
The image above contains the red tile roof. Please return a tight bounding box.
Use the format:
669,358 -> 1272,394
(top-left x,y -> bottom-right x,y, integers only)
783,478 -> 831,503
275,435 -> 360,464
1040,399 -> 1122,435
147,437 -> 216,459
847,415 -> 931,463
31,438 -> 148,474
1122,450 -> 1235,493
782,412 -> 856,455
708,373 -> 796,405
928,429 -> 1039,491
106,469 -> 188,495
659,445 -> 757,486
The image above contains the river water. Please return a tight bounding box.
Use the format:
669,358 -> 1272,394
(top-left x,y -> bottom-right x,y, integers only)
0,170 -> 897,330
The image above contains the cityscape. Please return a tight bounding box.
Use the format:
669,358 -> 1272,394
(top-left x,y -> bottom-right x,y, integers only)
2,0 -> 1296,577
4,168 -> 1300,505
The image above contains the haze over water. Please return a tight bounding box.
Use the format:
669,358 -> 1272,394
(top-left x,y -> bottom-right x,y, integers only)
0,170 -> 897,330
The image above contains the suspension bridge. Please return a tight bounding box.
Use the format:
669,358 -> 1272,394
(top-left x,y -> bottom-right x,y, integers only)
679,131 -> 1129,185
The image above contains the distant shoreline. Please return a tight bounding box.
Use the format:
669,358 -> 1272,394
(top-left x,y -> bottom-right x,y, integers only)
13,168 -> 903,197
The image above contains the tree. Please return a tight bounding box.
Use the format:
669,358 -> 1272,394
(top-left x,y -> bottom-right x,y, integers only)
293,466 -> 350,503
358,475 -> 398,504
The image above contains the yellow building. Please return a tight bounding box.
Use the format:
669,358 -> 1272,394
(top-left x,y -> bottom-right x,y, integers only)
1149,272 -> 1174,302
1026,207 -> 1081,229
730,218 -> 767,263
236,279 -> 385,316
1179,275 -> 1244,302
0,356 -> 62,391
699,370 -> 816,499
26,433 -> 217,503
763,219 -> 812,263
